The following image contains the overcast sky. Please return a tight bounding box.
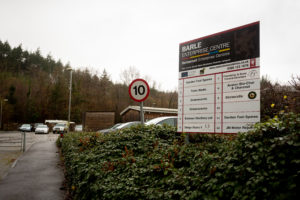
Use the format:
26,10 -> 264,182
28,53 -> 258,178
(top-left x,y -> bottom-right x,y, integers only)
0,0 -> 299,91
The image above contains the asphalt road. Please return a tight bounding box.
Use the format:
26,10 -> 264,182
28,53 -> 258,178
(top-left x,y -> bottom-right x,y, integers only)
0,131 -> 60,180
0,132 -> 64,199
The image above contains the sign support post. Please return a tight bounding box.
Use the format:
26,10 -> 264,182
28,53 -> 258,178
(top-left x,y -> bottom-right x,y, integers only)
140,101 -> 144,125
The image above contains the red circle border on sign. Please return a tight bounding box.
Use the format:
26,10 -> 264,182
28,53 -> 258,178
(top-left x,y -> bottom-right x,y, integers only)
128,79 -> 150,102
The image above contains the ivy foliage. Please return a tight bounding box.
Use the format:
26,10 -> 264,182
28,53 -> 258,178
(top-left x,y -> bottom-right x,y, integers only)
59,113 -> 300,200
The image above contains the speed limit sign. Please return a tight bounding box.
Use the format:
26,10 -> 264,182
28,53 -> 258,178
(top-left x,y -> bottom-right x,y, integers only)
128,79 -> 150,102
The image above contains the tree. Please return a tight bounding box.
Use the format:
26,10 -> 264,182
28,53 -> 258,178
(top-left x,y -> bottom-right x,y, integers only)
0,40 -> 181,127
119,66 -> 140,85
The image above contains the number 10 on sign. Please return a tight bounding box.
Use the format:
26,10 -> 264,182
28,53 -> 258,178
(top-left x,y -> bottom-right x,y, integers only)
128,79 -> 150,124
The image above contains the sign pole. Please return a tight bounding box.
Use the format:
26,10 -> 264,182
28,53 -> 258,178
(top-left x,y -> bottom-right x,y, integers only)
140,101 -> 144,125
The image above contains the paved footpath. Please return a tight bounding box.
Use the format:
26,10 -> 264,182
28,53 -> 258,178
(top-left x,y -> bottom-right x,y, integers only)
0,141 -> 65,200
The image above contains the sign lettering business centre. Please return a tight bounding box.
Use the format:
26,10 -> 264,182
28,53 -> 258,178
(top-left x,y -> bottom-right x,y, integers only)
178,22 -> 260,134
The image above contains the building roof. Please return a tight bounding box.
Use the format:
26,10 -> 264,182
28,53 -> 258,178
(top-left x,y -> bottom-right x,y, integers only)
45,120 -> 75,124
120,106 -> 178,116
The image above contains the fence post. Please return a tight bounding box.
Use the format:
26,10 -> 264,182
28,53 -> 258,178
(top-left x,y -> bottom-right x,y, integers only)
20,132 -> 23,151
22,131 -> 26,152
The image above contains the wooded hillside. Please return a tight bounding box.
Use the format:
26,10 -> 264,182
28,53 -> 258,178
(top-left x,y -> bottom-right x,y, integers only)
0,40 -> 177,127
1,40 -> 299,129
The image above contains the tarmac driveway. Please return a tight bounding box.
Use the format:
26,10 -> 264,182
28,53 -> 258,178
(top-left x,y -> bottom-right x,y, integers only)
0,133 -> 65,200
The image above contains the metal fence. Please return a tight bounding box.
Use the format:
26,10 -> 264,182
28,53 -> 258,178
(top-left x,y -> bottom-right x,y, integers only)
0,132 -> 28,152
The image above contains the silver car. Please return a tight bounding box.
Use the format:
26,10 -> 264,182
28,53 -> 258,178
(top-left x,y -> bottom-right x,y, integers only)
145,116 -> 177,127
75,125 -> 83,132
35,124 -> 49,134
53,123 -> 68,134
97,123 -> 123,134
19,124 -> 32,132
115,121 -> 141,130
98,122 -> 141,134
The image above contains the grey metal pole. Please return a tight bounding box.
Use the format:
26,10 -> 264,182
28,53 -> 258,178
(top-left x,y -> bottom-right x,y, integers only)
0,99 -> 8,130
20,132 -> 23,151
68,70 -> 72,128
140,101 -> 144,125
23,132 -> 26,152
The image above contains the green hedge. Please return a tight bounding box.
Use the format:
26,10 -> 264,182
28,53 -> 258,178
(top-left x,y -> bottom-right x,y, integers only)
58,113 -> 300,200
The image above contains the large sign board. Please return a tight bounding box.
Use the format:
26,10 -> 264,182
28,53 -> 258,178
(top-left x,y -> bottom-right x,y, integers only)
178,22 -> 260,134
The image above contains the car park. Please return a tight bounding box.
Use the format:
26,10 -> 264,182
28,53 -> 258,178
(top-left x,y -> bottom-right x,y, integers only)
18,124 -> 32,132
35,124 -> 49,134
52,123 -> 68,134
75,124 -> 83,132
145,116 -> 177,127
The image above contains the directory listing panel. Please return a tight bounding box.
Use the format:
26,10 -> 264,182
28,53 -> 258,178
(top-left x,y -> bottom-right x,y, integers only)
178,22 -> 260,134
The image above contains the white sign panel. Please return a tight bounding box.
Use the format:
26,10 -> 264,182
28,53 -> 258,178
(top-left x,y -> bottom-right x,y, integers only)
178,22 -> 260,134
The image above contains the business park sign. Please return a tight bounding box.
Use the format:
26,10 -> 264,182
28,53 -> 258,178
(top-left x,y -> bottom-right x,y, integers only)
178,22 -> 260,134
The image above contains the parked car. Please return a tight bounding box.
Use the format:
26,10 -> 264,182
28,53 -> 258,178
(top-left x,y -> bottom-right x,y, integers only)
145,116 -> 177,127
35,124 -> 49,134
116,121 -> 141,130
18,124 -> 32,132
33,123 -> 43,131
75,124 -> 83,132
98,121 -> 141,134
52,123 -> 68,134
97,123 -> 123,134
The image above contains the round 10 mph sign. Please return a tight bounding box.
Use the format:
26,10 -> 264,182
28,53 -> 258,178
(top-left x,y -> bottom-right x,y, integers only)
129,79 -> 150,102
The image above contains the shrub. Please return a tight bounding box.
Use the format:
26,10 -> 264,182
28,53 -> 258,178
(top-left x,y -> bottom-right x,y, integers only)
59,113 -> 300,199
